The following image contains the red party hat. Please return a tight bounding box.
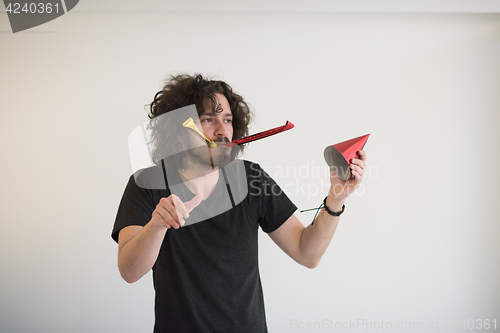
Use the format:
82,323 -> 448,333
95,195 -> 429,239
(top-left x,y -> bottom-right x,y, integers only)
324,134 -> 370,180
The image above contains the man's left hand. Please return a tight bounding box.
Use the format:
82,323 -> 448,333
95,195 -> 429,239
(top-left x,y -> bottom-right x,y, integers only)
329,150 -> 367,199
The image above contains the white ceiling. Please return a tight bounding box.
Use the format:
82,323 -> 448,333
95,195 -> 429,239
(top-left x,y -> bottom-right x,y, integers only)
72,0 -> 500,13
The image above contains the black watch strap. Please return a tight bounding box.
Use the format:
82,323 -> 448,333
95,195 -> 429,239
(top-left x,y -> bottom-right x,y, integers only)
323,197 -> 345,216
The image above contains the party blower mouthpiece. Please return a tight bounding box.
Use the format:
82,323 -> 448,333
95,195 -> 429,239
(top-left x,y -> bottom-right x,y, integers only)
183,118 -> 218,148
324,134 -> 370,181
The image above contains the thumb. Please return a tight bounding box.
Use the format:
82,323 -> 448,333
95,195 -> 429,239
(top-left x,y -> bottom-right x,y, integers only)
185,193 -> 203,213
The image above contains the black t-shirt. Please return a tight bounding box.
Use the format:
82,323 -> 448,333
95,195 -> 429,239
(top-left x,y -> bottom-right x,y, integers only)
112,160 -> 297,333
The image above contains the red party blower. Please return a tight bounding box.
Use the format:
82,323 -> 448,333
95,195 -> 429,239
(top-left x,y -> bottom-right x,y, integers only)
223,121 -> 294,147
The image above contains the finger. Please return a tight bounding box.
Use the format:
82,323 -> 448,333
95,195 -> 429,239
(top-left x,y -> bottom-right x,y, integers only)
351,158 -> 366,171
158,199 -> 182,229
153,210 -> 177,229
357,150 -> 367,161
176,209 -> 186,227
350,168 -> 362,182
160,197 -> 180,223
171,195 -> 190,219
350,164 -> 364,177
185,193 -> 203,213
158,206 -> 181,229
154,208 -> 170,224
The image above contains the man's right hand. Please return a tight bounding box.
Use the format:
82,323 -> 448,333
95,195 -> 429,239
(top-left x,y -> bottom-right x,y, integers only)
118,193 -> 203,283
151,193 -> 203,229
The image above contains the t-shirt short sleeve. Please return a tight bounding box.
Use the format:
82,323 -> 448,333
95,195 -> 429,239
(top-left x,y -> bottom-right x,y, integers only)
246,162 -> 297,233
111,174 -> 160,243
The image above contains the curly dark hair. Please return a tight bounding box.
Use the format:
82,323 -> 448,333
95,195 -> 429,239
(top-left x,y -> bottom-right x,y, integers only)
147,74 -> 253,170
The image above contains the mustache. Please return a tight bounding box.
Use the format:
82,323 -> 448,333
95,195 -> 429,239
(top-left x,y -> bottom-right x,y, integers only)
213,137 -> 230,143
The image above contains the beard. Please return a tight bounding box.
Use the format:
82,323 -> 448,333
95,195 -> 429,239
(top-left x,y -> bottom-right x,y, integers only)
185,144 -> 236,169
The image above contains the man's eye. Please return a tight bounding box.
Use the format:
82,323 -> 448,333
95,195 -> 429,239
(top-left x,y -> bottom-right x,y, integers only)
225,119 -> 232,123
201,118 -> 212,123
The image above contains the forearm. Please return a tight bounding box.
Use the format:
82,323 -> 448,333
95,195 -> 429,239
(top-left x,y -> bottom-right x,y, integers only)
298,195 -> 345,268
118,221 -> 167,283
273,151 -> 366,269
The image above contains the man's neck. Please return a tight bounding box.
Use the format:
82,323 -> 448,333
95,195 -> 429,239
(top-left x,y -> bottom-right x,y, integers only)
179,163 -> 220,200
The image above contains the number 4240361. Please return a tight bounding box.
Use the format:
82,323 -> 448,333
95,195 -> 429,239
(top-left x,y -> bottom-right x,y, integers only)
5,2 -> 60,14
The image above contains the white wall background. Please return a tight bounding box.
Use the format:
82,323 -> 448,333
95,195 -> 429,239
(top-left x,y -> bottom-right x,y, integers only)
1,1 -> 499,332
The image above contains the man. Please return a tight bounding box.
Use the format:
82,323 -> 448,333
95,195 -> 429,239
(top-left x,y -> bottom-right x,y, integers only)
112,74 -> 367,332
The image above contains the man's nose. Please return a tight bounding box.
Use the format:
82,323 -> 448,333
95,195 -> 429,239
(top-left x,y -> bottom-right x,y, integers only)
213,119 -> 228,138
